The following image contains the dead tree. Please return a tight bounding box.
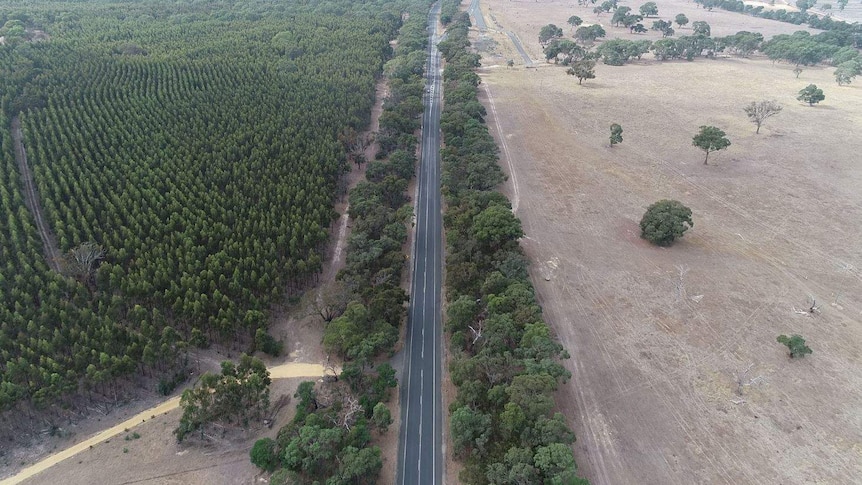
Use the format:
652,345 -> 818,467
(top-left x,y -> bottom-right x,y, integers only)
63,242 -> 105,285
733,363 -> 766,403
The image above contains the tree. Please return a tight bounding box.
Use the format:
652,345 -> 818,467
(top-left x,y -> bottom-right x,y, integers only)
631,23 -> 648,34
610,123 -> 623,145
473,205 -> 523,250
692,20 -> 711,37
692,126 -> 731,164
795,0 -> 816,12
797,84 -> 825,106
371,402 -> 392,432
567,15 -> 583,30
574,24 -> 606,44
743,100 -> 782,134
507,59 -> 515,68
777,334 -> 812,358
539,24 -> 564,46
250,438 -> 279,472
566,59 -> 596,84
640,2 -> 659,17
612,6 -> 633,26
640,200 -> 694,246
64,242 -> 105,285
834,61 -> 860,86
675,13 -> 689,28
837,0 -> 847,10
330,446 -> 382,484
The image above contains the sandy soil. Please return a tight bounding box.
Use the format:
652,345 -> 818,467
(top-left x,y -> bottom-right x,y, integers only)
472,1 -> 862,483
14,378 -> 316,485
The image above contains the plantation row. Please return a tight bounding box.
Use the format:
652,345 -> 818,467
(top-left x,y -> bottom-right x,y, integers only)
0,0 -> 403,414
250,2 -> 434,483
439,10 -> 591,485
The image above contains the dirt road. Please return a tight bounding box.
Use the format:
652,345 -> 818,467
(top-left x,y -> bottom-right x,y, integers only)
1,363 -> 331,485
11,116 -> 61,272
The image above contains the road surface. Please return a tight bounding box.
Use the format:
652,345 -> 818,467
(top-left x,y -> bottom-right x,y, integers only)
468,0 -> 487,31
506,30 -> 535,67
396,3 -> 443,485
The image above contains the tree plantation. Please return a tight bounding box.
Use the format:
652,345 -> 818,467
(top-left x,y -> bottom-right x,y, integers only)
0,0 -> 408,418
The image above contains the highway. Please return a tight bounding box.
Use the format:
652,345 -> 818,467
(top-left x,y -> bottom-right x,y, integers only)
396,2 -> 444,485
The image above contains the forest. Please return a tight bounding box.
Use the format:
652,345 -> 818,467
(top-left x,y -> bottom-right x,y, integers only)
0,0 -> 413,420
438,9 -> 590,485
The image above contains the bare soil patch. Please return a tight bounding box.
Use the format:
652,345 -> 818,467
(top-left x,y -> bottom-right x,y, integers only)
16,378 -> 314,485
474,2 -> 862,483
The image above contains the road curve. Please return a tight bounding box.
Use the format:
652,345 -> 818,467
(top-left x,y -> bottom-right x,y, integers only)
396,3 -> 444,485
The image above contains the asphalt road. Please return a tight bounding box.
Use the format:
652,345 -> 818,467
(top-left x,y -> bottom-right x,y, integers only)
396,3 -> 444,485
506,30 -> 535,67
468,0 -> 487,31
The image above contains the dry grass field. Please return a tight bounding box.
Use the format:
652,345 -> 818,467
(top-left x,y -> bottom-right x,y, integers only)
471,0 -> 862,483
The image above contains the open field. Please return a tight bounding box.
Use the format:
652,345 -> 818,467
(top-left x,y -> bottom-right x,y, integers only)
472,1 -> 862,483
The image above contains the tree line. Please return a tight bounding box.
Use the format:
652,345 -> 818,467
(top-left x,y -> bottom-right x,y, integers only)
245,2 -> 433,483
439,12 -> 590,485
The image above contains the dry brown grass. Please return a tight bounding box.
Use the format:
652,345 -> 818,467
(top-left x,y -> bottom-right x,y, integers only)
471,0 -> 862,483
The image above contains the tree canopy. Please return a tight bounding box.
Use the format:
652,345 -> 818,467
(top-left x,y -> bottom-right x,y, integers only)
797,84 -> 825,105
640,200 -> 694,246
692,126 -> 731,164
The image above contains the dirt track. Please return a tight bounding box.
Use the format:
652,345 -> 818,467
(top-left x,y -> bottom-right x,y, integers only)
473,0 -> 862,483
2,363 -> 331,485
11,116 -> 61,272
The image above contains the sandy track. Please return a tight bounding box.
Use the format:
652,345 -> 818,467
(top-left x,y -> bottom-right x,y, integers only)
1,363 -> 332,485
11,116 -> 61,272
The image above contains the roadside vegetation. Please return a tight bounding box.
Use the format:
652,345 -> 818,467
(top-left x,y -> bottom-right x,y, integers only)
439,12 -> 589,485
245,2 -> 432,484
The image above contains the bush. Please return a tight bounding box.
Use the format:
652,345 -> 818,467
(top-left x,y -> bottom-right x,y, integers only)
250,438 -> 279,472
640,200 -> 693,246
777,334 -> 813,358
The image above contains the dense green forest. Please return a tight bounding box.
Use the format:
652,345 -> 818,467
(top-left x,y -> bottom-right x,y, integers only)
438,10 -> 590,485
0,0 -> 414,417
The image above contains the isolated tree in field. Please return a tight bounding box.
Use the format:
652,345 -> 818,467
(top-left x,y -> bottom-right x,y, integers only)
675,13 -> 689,28
692,20 -> 711,37
793,66 -> 803,78
777,334 -> 812,358
834,61 -> 860,86
837,0 -> 847,10
610,123 -> 623,145
567,15 -> 584,31
743,100 -> 783,134
567,59 -> 596,84
692,126 -> 731,164
797,84 -> 825,106
640,2 -> 659,17
631,23 -> 648,34
640,200 -> 693,246
539,24 -> 564,46
507,59 -> 515,68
